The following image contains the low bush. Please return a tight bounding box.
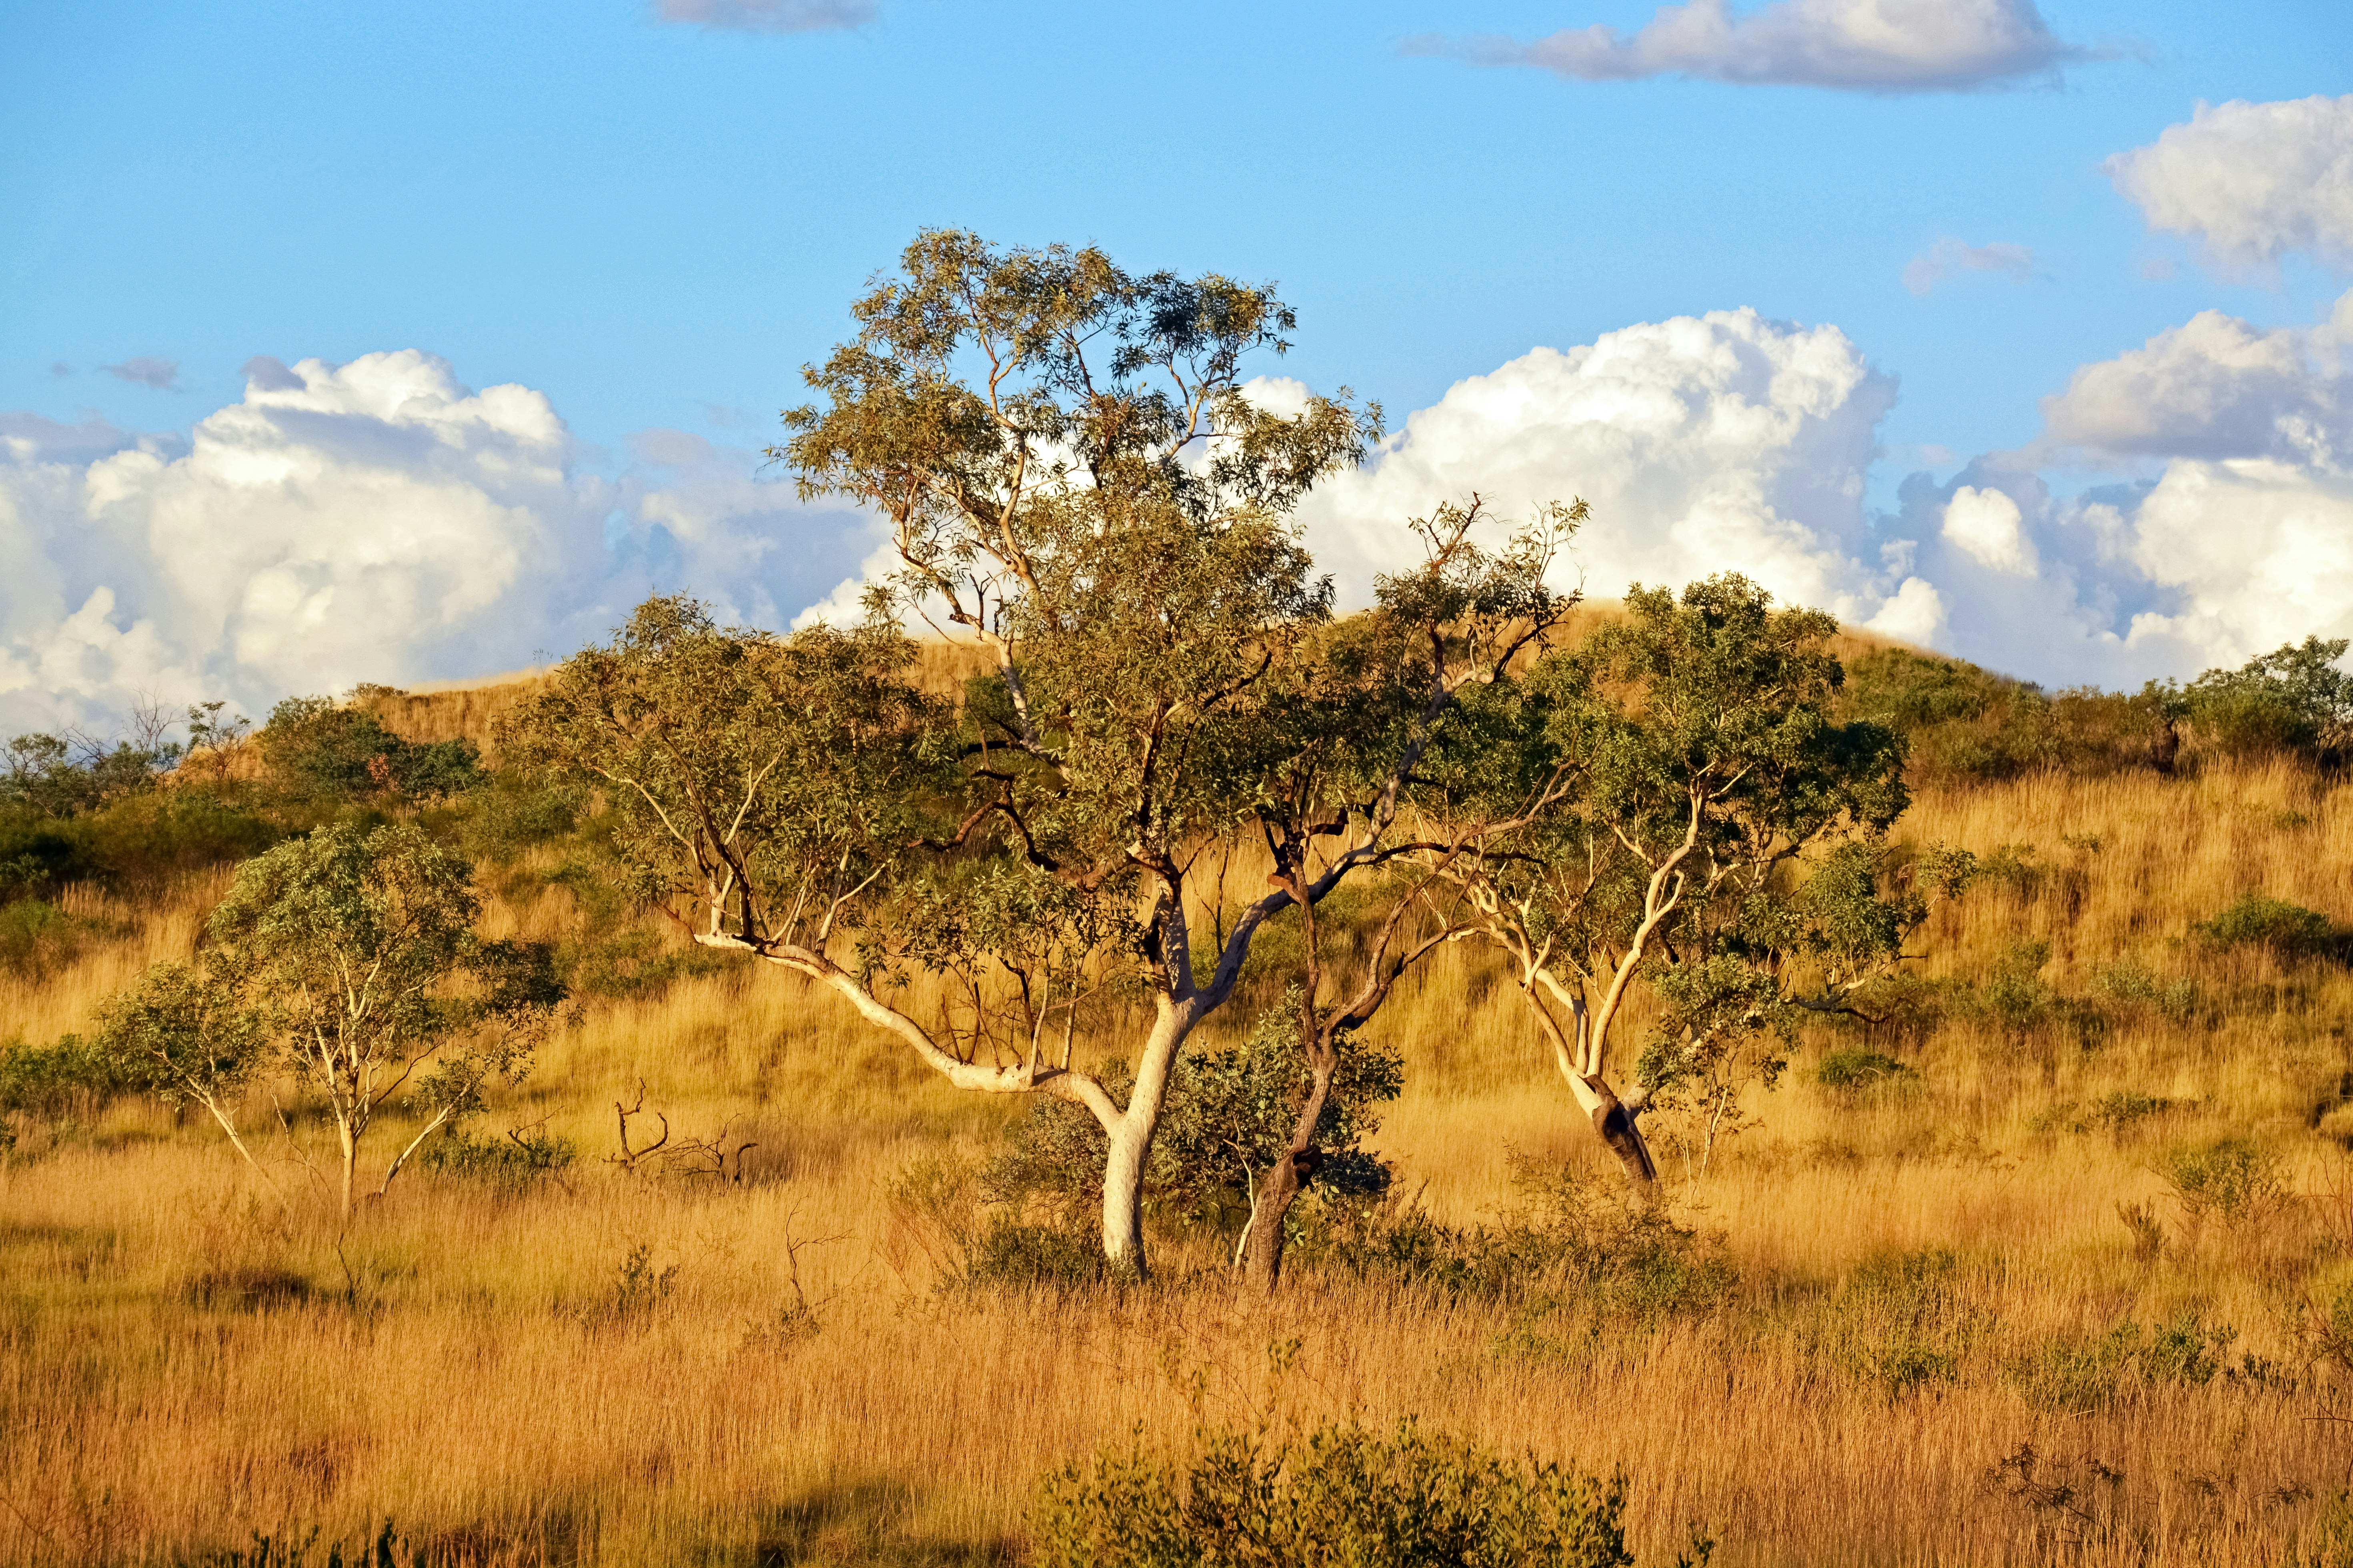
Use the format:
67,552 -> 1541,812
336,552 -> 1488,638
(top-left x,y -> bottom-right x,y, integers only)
2157,1136 -> 2288,1229
421,1123 -> 579,1190
260,696 -> 485,802
2196,893 -> 2340,959
2008,1311 -> 2236,1412
1330,1157 -> 1735,1323
1804,1247 -> 1989,1400
1816,1048 -> 1914,1095
1033,1416 -> 1646,1568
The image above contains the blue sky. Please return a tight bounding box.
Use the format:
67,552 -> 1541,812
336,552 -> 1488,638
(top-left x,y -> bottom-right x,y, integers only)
3,0 -> 2351,724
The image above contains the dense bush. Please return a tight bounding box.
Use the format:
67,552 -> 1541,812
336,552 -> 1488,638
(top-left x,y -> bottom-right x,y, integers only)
1034,1417 -> 1643,1568
2175,636 -> 2353,760
2196,893 -> 2341,958
1815,1048 -> 1914,1095
984,999 -> 1403,1244
1329,1157 -> 1735,1322
421,1122 -> 579,1190
260,696 -> 484,801
1841,649 -> 2154,782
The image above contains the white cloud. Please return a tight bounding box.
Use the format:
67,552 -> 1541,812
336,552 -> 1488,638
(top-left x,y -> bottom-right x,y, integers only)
1903,237 -> 2037,296
2041,292 -> 2350,462
651,0 -> 874,32
2107,95 -> 2353,275
1410,0 -> 2084,92
1940,485 -> 2037,574
1292,306 -> 1915,632
0,352 -> 879,736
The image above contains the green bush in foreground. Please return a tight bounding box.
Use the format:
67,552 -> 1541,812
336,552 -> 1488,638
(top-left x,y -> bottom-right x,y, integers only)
1035,1416 -> 1657,1568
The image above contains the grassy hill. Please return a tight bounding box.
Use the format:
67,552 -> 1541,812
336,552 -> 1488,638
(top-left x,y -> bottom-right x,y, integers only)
5,627 -> 2353,1566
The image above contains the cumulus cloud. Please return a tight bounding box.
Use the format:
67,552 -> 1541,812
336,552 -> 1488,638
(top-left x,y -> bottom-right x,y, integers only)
1941,485 -> 2038,574
2041,294 -> 2352,464
2107,95 -> 2353,275
1903,237 -> 2037,296
1288,305 -> 1940,643
1408,0 -> 2085,92
100,356 -> 180,392
0,352 -> 879,735
651,0 -> 875,32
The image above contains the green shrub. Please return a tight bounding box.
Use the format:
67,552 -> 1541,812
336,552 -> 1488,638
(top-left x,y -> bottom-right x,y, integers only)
2179,635 -> 2353,759
2158,1136 -> 2287,1228
259,696 -> 485,801
1033,1417 -> 1643,1568
0,900 -> 82,978
1331,1158 -> 1735,1322
2195,892 -> 2339,958
420,1123 -> 578,1189
0,1030 -> 143,1114
2088,959 -> 2199,1020
2010,1311 -> 2237,1412
984,997 -> 1401,1244
1807,1247 -> 1988,1400
1815,1048 -> 1914,1094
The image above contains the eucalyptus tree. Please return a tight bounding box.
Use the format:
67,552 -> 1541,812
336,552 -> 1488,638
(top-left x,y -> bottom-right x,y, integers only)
1435,576 -> 1946,1194
204,819 -> 563,1219
93,960 -> 268,1173
509,230 -> 1578,1274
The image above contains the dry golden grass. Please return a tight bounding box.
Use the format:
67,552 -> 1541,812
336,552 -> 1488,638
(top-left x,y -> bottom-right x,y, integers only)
7,756 -> 2353,1564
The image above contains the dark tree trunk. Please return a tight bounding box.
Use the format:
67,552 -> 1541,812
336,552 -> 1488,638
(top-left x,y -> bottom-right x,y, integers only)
1584,1076 -> 1660,1200
1241,1147 -> 1326,1292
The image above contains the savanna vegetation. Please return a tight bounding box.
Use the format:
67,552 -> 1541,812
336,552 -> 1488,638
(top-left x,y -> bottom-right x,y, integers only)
9,232 -> 2353,1566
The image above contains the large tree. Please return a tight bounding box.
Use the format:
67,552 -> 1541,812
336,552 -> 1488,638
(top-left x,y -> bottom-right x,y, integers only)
1433,577 -> 1952,1194
509,231 -> 1576,1274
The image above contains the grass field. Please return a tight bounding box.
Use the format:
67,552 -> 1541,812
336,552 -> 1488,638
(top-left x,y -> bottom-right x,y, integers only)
8,722 -> 2353,1564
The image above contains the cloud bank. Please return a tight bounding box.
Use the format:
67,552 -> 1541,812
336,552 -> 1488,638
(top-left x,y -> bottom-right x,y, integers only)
0,351 -> 881,734
1279,288 -> 2353,688
1410,0 -> 2085,93
2107,95 -> 2353,275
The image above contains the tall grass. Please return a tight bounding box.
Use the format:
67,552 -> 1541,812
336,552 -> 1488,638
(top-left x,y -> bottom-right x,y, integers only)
7,736 -> 2353,1564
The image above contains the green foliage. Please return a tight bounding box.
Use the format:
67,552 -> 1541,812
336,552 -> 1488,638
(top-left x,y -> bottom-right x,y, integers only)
2157,1136 -> 2287,1228
1842,648 -> 2156,781
0,1030 -> 144,1115
579,1243 -> 678,1329
259,696 -> 484,801
1033,1417 -> 1637,1568
1814,1048 -> 1914,1094
456,770 -> 587,864
2087,959 -> 2199,1020
1332,1158 -> 1735,1321
2195,892 -> 2340,958
202,818 -> 563,1203
84,959 -> 268,1151
0,789 -> 278,903
2008,1311 -> 2237,1412
1,729 -> 178,816
984,997 -> 1403,1240
2175,635 -> 2353,759
0,898 -> 84,977
1803,1247 -> 1989,1400
420,1122 -> 579,1190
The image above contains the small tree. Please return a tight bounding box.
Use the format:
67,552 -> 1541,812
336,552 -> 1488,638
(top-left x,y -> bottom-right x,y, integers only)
204,819 -> 562,1219
1437,576 -> 1940,1195
92,960 -> 268,1172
